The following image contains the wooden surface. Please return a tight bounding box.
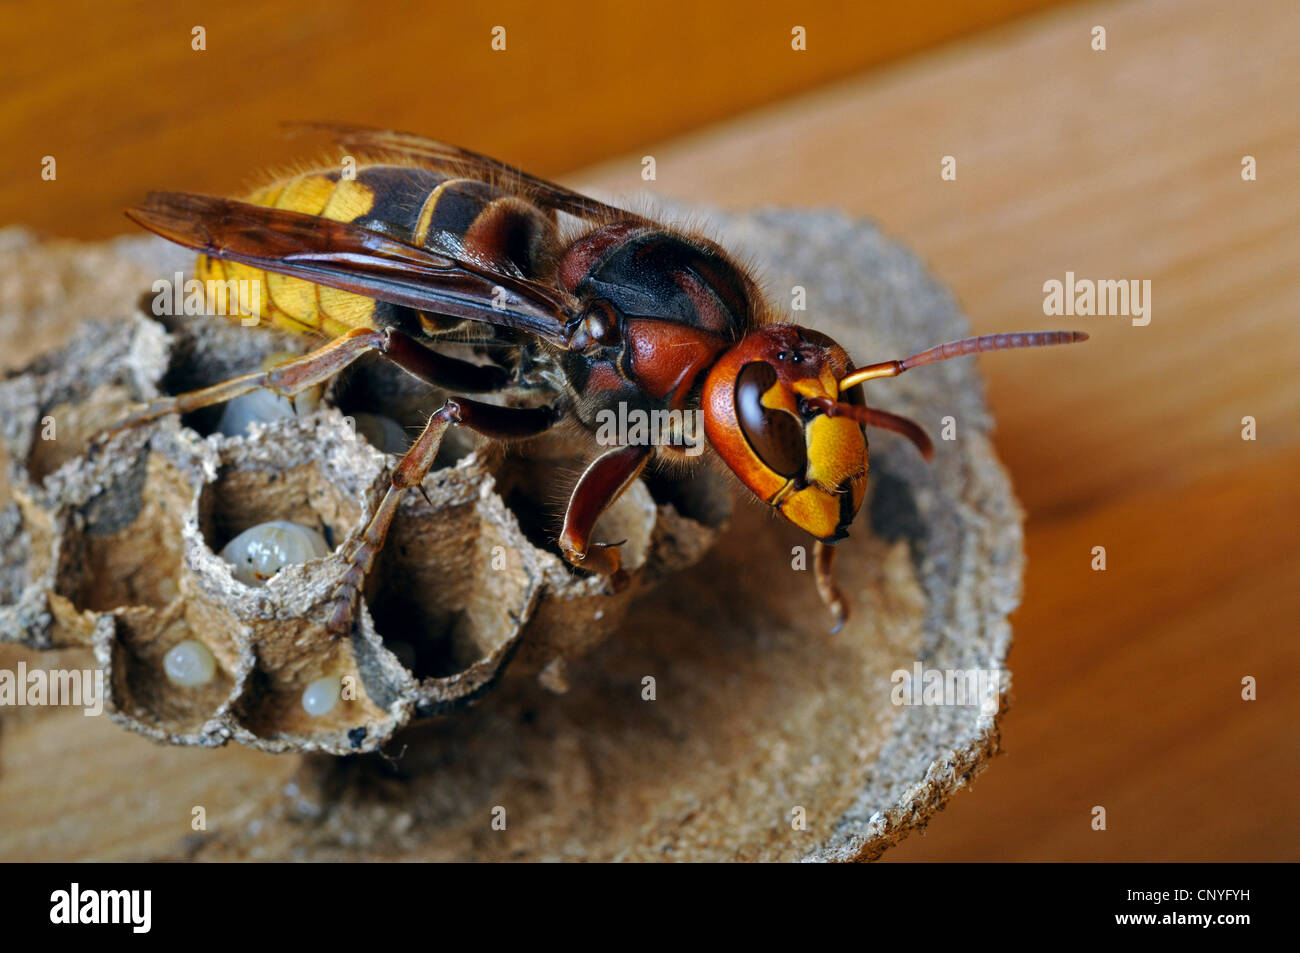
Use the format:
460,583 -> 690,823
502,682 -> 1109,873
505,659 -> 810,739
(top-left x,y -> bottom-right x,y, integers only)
2,0 -> 1298,861
0,0 -> 1059,240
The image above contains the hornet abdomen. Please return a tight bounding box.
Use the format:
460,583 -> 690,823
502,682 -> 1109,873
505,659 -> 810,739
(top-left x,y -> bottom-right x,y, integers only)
195,164 -> 558,338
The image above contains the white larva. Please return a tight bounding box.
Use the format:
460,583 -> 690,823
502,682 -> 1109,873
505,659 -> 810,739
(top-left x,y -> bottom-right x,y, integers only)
301,674 -> 342,716
216,352 -> 323,436
163,639 -> 217,687
219,520 -> 331,586
217,387 -> 321,436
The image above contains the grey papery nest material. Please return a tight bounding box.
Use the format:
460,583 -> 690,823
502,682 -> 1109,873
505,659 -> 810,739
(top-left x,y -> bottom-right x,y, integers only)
0,209 -> 1020,861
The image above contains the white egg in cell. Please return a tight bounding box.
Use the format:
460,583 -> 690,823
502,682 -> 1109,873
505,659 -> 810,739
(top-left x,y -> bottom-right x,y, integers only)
163,640 -> 217,687
217,388 -> 296,436
219,520 -> 331,586
216,384 -> 322,437
301,674 -> 342,716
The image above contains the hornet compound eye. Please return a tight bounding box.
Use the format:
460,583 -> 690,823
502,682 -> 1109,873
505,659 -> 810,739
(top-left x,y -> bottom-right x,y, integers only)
735,361 -> 807,479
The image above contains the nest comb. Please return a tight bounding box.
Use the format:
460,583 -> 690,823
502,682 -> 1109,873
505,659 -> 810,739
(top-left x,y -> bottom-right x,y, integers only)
0,290 -> 730,755
0,208 -> 1025,861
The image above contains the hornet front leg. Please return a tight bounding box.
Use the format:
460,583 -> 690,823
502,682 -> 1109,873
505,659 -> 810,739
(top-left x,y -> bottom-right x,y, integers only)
814,540 -> 848,634
559,444 -> 654,592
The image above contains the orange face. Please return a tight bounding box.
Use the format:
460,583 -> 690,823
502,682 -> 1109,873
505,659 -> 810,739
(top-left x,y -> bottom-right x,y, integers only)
702,324 -> 868,542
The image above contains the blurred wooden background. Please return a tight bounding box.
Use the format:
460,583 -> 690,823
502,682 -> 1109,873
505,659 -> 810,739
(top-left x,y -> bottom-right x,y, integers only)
1,0 -> 1058,240
1,0 -> 1297,860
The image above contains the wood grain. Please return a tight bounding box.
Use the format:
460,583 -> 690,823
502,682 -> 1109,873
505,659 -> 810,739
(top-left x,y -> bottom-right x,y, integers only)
0,0 -> 1058,240
2,0 -> 1297,860
577,0 -> 1300,861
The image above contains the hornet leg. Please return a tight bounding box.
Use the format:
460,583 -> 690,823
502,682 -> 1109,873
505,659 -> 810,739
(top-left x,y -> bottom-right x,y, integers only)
559,444 -> 654,592
107,326 -> 508,433
814,540 -> 848,634
327,397 -> 557,635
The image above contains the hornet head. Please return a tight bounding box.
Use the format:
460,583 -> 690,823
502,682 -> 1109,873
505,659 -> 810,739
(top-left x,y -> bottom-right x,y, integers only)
702,324 -> 1088,541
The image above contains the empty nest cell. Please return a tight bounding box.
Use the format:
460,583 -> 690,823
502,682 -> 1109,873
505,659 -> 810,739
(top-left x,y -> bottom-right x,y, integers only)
0,304 -> 728,753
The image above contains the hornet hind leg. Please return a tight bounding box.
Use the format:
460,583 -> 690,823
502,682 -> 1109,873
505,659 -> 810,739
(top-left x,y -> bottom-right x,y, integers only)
107,325 -> 509,435
326,397 -> 558,635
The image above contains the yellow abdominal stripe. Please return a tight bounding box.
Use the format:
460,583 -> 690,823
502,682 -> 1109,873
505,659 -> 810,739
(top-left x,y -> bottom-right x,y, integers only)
194,174 -> 380,337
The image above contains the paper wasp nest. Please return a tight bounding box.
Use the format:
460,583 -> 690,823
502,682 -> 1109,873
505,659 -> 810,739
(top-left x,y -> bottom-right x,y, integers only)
1,209 -> 1022,861
0,237 -> 730,755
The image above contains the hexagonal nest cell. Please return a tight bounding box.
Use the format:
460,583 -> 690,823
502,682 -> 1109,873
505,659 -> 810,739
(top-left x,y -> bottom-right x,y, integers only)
0,256 -> 731,755
0,210 -> 1028,860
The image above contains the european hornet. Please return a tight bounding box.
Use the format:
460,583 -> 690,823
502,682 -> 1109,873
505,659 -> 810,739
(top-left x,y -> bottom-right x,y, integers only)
117,123 -> 1086,634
